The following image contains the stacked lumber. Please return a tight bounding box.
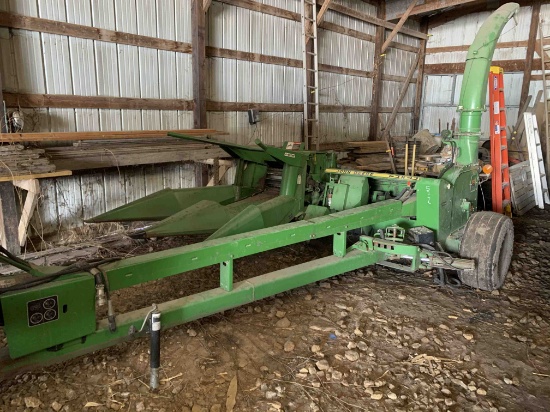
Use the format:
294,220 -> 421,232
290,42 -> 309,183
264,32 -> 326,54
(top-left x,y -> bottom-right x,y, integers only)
45,140 -> 226,171
0,144 -> 56,177
339,141 -> 406,172
0,129 -> 225,143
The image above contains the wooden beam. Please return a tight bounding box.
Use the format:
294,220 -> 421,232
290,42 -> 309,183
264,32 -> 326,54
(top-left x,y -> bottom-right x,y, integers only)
381,53 -> 421,141
392,0 -> 479,20
317,0 -> 333,25
0,12 -> 192,54
192,0 -> 207,129
203,0 -> 212,12
0,130 -> 222,143
3,93 -> 194,111
1,94 -> 413,114
216,0 -> 300,21
519,2 -> 540,109
413,19 -> 428,133
0,170 -> 72,182
380,52 -> 421,173
206,46 -> 302,67
425,59 -> 543,74
12,179 -> 40,247
426,39 -> 550,54
207,102 -> 302,112
369,3 -> 385,140
317,0 -> 428,40
381,0 -> 418,55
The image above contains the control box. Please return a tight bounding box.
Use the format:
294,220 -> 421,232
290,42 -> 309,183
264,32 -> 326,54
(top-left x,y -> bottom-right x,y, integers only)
0,274 -> 96,359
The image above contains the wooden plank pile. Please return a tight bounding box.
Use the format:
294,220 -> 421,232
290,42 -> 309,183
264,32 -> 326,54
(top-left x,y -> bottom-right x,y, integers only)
0,144 -> 56,177
45,140 -> 226,171
339,141 -> 406,172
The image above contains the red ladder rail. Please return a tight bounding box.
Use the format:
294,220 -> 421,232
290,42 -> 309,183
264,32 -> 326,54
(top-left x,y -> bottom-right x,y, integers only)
489,66 -> 511,216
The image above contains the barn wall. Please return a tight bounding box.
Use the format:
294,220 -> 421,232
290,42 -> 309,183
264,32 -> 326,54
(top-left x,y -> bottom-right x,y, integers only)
420,5 -> 548,137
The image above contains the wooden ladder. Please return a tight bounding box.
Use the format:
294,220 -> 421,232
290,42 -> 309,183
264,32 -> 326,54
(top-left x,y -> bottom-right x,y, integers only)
301,0 -> 319,151
489,66 -> 511,216
524,112 -> 550,208
540,21 -> 550,186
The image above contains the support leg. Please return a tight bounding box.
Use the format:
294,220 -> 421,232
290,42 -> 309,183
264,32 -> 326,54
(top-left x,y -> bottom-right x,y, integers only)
0,182 -> 20,255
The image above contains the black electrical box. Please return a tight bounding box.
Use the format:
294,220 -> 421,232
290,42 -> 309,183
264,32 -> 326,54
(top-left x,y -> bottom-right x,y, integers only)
408,226 -> 435,245
248,109 -> 260,125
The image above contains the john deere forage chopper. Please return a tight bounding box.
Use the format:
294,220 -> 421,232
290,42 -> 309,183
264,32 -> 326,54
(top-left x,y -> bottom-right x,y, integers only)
0,3 -> 517,381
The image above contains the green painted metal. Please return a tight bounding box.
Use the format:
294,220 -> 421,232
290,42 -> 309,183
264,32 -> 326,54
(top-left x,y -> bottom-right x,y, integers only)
1,274 -> 95,358
455,3 -> 519,166
0,248 -> 384,376
0,5 -> 519,377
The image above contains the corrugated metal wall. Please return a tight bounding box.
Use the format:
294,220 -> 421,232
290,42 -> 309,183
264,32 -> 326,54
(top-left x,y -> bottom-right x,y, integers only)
420,5 -> 545,136
0,0 -> 422,239
0,0 -> 197,239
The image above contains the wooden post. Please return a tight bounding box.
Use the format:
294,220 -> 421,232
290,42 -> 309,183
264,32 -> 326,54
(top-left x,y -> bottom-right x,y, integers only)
0,67 -> 20,255
191,0 -> 207,129
368,2 -> 385,141
519,2 -> 540,108
413,19 -> 428,133
0,182 -> 19,255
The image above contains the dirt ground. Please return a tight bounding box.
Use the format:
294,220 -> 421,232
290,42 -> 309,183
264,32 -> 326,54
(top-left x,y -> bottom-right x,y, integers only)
1,208 -> 549,412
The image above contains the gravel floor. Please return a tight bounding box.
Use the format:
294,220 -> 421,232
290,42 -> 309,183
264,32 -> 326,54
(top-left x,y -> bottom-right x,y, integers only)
1,209 -> 549,412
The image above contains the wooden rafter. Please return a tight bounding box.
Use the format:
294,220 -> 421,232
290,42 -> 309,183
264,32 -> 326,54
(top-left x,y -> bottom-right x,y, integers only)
380,0 -> 418,55
316,0 -> 333,25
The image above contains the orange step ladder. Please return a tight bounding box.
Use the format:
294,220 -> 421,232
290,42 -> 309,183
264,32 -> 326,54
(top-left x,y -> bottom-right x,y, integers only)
489,66 -> 511,216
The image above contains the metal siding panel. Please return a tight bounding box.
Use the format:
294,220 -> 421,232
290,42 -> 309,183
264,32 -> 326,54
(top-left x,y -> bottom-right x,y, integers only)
8,0 -> 38,15
65,0 -> 92,25
163,163 -> 182,189
158,50 -> 177,99
69,38 -> 97,96
104,169 -> 127,211
75,109 -> 100,131
12,30 -> 45,93
136,0 -> 157,37
121,109 -> 142,130
145,165 -> 165,196
0,32 -> 18,93
49,108 -> 76,132
118,45 -> 140,97
141,110 -> 161,130
95,42 -> 119,97
180,162 -> 195,188
41,33 -> 73,94
37,0 -> 66,21
177,111 -> 194,128
56,175 -> 83,230
124,167 -> 146,203
31,179 -> 59,237
175,0 -> 191,43
176,53 -> 192,99
81,173 -> 106,220
138,47 -> 160,98
115,0 -> 138,33
99,109 -> 122,131
157,0 -> 176,40
160,110 -> 179,129
236,60 -> 252,102
91,0 -> 116,30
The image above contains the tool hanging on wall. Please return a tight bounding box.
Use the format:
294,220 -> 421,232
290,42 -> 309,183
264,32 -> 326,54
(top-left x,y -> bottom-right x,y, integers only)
411,137 -> 417,177
489,66 -> 512,216
404,138 -> 409,176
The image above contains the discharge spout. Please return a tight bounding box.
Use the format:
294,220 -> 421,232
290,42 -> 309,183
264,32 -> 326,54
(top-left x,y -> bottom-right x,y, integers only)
456,3 -> 519,166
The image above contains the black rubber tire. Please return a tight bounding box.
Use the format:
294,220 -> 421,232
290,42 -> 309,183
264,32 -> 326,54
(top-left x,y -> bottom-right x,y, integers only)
459,211 -> 514,291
